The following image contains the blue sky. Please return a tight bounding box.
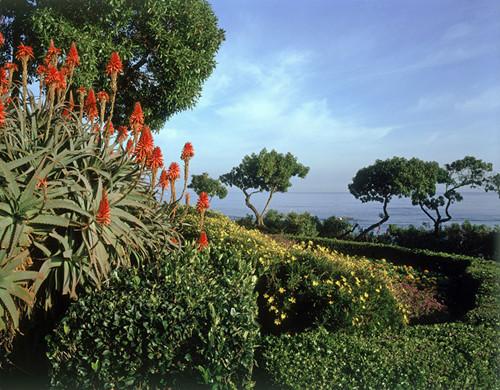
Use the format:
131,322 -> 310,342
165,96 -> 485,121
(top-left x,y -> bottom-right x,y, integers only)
157,0 -> 500,192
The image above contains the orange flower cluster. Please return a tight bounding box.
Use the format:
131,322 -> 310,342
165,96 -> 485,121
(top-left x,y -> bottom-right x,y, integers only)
0,101 -> 5,127
198,231 -> 209,250
44,39 -> 61,66
196,192 -> 210,213
167,162 -> 181,181
65,42 -> 80,68
15,44 -> 35,62
84,88 -> 98,122
106,52 -> 123,76
0,32 -> 4,47
181,142 -> 195,161
96,189 -> 111,226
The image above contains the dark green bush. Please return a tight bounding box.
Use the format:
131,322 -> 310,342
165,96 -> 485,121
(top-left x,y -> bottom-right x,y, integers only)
46,245 -> 259,389
379,222 -> 499,260
318,216 -> 357,239
292,235 -> 474,275
261,324 -> 500,389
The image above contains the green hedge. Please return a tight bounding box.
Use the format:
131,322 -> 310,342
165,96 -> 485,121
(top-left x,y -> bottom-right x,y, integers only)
261,324 -> 500,389
290,236 -> 500,327
289,236 -> 477,275
46,245 -> 259,389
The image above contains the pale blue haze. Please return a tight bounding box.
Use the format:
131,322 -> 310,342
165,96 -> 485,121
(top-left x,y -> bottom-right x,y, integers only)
157,0 -> 500,194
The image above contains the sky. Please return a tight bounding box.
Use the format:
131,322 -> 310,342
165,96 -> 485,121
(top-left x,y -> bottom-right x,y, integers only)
157,0 -> 500,192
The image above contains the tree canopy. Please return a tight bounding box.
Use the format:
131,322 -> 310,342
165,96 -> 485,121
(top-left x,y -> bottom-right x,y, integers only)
188,172 -> 228,200
220,149 -> 309,226
0,0 -> 225,130
412,156 -> 493,235
348,157 -> 439,237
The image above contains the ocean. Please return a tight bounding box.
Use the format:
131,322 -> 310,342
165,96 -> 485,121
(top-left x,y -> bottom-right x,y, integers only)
206,190 -> 500,229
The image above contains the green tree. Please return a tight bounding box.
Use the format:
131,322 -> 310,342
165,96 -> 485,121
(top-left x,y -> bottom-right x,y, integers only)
188,172 -> 228,200
0,0 -> 224,130
220,149 -> 309,227
485,173 -> 500,199
348,157 -> 438,238
412,156 -> 493,236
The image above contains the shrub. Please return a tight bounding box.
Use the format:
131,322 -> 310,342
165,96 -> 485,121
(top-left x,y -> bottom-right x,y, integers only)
47,244 -> 259,389
183,212 -> 406,334
379,222 -> 499,260
261,324 -> 500,389
318,215 -> 357,239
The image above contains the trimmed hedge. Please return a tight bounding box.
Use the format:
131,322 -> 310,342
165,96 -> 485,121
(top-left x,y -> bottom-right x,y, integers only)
261,324 -> 500,389
46,245 -> 259,389
289,235 -> 500,327
289,236 -> 477,275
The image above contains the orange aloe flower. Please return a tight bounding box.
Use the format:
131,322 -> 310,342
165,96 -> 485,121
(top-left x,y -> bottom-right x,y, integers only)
96,189 -> 111,226
181,142 -> 195,161
97,91 -> 110,103
147,146 -> 164,170
106,52 -> 123,75
105,121 -> 115,137
65,42 -> 80,68
148,146 -> 164,188
15,44 -> 34,62
44,39 -> 61,65
159,170 -> 169,190
198,231 -> 209,250
0,101 -> 5,127
167,162 -> 181,181
134,125 -> 154,163
196,192 -> 210,213
84,88 -> 98,122
129,102 -> 144,143
0,32 -> 4,47
44,65 -> 62,86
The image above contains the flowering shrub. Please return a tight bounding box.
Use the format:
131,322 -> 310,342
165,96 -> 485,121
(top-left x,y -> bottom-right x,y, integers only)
183,212 -> 408,334
0,40 -> 197,339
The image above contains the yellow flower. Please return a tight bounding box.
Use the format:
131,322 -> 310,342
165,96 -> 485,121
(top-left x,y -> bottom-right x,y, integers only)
267,296 -> 274,303
312,280 -> 319,287
288,297 -> 296,303
278,287 -> 286,294
274,319 -> 281,326
280,313 -> 287,320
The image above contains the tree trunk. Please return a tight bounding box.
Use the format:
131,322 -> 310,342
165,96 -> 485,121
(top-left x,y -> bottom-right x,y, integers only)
243,191 -> 263,227
357,197 -> 390,239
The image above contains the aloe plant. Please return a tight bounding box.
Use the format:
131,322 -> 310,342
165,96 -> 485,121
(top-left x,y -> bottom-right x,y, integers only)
0,42 -> 189,340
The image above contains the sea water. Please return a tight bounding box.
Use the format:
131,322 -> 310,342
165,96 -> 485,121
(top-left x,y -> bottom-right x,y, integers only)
206,190 -> 500,229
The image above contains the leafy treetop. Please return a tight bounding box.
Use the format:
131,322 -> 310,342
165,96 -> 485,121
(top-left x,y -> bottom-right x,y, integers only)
0,0 -> 225,130
188,172 -> 228,200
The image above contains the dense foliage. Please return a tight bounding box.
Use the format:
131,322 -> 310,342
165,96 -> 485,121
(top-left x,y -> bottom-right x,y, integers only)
379,222 -> 499,260
189,172 -> 228,200
0,0 -> 225,129
47,244 -> 258,389
261,324 -> 500,389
